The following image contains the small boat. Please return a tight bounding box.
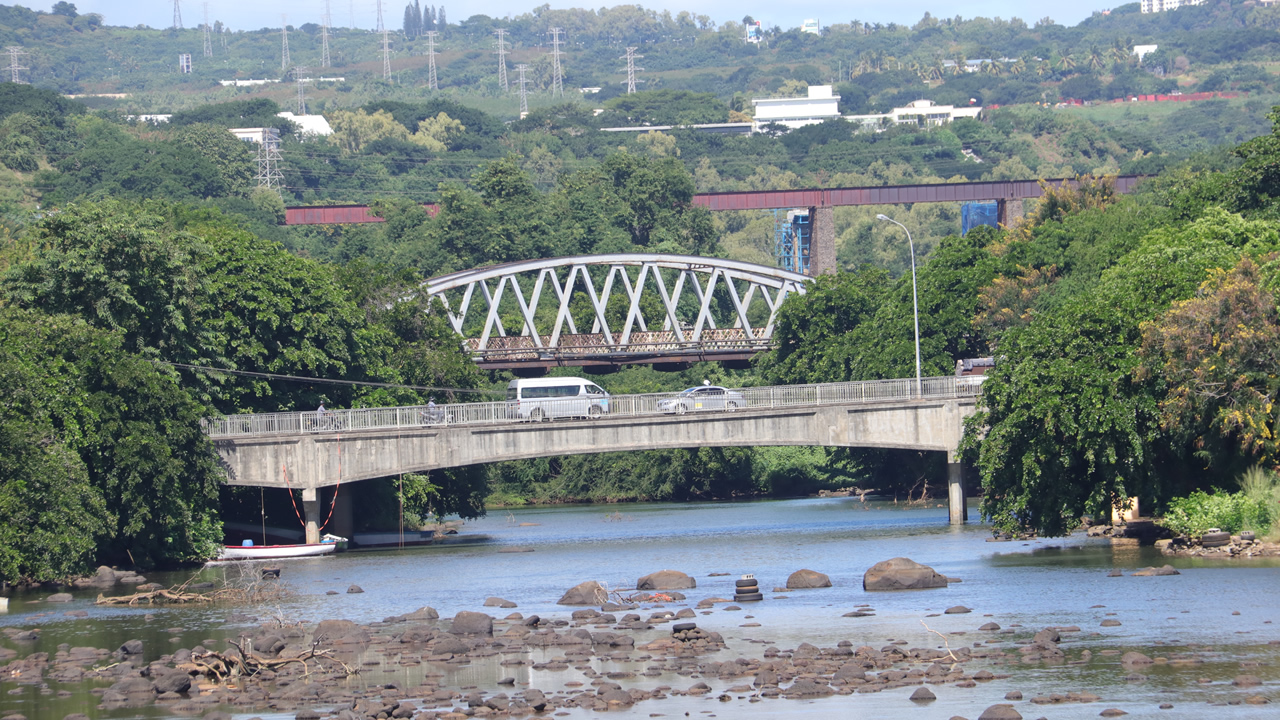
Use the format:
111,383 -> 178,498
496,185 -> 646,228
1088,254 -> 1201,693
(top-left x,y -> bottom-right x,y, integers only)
214,541 -> 338,561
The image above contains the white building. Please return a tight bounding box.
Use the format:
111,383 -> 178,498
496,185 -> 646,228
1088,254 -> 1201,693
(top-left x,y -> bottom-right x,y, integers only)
276,111 -> 333,137
846,100 -> 982,128
800,19 -> 820,34
1132,44 -> 1159,62
227,127 -> 279,144
751,85 -> 842,130
1140,0 -> 1204,13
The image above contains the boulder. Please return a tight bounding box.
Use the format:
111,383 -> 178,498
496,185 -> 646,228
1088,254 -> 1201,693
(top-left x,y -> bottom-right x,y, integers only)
451,611 -> 494,636
977,704 -> 1022,720
46,593 -> 73,603
945,606 -> 971,614
636,570 -> 696,591
863,558 -> 948,591
557,580 -> 607,606
483,597 -> 517,608
1121,652 -> 1152,666
152,671 -> 192,694
910,687 -> 937,702
1131,565 -> 1180,577
118,639 -> 144,655
786,569 -> 832,589
403,606 -> 439,620
346,585 -> 364,594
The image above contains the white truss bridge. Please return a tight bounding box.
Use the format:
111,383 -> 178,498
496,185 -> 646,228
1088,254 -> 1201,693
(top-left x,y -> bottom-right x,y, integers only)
421,254 -> 814,369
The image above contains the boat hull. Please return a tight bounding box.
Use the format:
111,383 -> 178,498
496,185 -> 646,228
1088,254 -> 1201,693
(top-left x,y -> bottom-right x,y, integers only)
215,543 -> 337,561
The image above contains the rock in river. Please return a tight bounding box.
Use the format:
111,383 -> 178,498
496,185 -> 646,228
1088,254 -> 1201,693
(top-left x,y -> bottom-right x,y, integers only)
636,570 -> 696,590
557,580 -> 607,605
450,611 -> 493,636
863,557 -> 948,591
786,569 -> 832,589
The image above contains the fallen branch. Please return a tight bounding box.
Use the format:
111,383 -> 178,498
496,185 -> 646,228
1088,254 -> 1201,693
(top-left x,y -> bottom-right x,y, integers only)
919,619 -> 960,663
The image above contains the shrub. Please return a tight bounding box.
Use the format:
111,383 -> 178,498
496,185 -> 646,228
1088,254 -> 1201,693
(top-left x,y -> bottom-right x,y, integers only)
1159,489 -> 1272,537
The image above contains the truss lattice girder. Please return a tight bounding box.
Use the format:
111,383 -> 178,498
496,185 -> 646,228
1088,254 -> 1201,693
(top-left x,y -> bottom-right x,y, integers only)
421,254 -> 812,357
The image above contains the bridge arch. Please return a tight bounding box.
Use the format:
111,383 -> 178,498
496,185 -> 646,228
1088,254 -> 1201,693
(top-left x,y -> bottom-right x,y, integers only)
420,254 -> 812,370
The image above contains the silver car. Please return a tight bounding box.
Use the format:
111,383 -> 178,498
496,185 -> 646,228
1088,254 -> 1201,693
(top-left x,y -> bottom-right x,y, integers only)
657,385 -> 747,414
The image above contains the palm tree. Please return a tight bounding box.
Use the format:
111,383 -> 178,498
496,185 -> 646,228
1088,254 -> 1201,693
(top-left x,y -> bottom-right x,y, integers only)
929,55 -> 945,81
1087,45 -> 1105,72
1011,56 -> 1027,75
951,53 -> 967,75
1056,51 -> 1076,71
1036,61 -> 1051,77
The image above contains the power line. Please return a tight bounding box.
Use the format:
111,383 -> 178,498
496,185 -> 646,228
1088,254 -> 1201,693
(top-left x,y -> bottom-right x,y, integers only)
202,3 -> 212,57
494,28 -> 508,91
160,361 -> 501,396
620,47 -> 643,94
321,0 -> 332,68
425,30 -> 438,90
280,15 -> 290,71
516,63 -> 529,115
549,27 -> 564,98
383,26 -> 393,82
5,46 -> 27,84
294,66 -> 308,115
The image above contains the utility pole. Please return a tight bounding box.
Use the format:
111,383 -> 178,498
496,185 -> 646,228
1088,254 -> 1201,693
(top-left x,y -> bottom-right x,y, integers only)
294,66 -> 308,115
256,128 -> 284,193
425,30 -> 438,89
280,15 -> 290,71
516,63 -> 529,115
5,46 -> 28,83
382,27 -> 393,81
494,28 -> 508,91
173,0 -> 183,30
549,27 -> 564,98
321,0 -> 332,68
620,47 -> 643,94
202,3 -> 212,56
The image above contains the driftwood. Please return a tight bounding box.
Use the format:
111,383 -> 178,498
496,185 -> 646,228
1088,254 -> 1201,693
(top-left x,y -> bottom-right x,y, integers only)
95,588 -> 218,605
188,638 -> 356,682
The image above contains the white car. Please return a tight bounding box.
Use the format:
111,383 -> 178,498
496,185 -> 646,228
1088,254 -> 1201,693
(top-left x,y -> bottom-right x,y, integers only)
657,386 -> 747,414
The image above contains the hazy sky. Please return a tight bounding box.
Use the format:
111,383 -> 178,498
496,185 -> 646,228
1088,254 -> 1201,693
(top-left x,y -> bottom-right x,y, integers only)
32,1 -> 1103,32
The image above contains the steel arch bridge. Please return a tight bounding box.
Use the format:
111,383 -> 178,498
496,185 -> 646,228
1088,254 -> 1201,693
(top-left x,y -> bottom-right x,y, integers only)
421,254 -> 813,369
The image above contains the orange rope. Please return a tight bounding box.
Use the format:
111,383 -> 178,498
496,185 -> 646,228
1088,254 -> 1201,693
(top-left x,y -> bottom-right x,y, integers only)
281,463 -> 306,528
318,427 -> 343,532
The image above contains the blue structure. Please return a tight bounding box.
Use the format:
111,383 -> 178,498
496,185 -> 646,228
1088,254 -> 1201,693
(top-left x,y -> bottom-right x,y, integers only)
774,209 -> 811,275
961,202 -> 1000,235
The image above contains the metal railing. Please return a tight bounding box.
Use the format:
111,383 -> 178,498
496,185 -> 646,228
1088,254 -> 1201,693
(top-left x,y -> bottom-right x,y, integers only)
204,375 -> 984,439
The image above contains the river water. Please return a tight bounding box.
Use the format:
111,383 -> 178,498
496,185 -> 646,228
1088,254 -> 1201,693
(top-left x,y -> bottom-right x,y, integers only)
3,497 -> 1280,719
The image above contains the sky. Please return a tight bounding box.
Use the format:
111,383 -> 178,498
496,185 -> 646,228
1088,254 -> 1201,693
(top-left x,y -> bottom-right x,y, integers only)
27,1 -> 1105,33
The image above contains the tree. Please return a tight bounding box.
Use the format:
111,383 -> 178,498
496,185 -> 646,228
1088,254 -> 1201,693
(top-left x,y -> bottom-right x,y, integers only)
1139,251 -> 1280,471
51,2 -> 78,17
327,109 -> 411,154
411,112 -> 465,152
966,210 -> 1257,536
172,123 -> 257,197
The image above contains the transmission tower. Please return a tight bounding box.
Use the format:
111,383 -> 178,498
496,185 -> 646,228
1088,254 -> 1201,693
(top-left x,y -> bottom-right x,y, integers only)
516,63 -> 529,115
424,30 -> 438,90
494,29 -> 508,91
172,0 -> 183,30
549,27 -> 564,98
320,1 -> 332,68
280,16 -> 290,71
255,129 -> 284,193
620,47 -> 644,94
381,27 -> 392,81
375,0 -> 384,33
202,3 -> 212,56
294,67 -> 308,115
5,46 -> 28,84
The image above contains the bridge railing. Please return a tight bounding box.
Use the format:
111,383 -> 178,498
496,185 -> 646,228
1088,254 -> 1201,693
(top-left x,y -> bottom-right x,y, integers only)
205,375 -> 982,439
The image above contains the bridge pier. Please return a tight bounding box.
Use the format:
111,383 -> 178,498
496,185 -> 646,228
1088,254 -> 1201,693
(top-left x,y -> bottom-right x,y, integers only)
947,450 -> 967,525
302,487 -> 321,544
809,205 -> 837,275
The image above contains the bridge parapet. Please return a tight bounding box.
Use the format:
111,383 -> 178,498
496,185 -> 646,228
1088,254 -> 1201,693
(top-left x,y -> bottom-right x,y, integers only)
204,375 -> 982,439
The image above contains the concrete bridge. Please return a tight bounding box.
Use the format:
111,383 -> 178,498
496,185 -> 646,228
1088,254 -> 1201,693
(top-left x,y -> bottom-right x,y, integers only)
207,376 -> 982,542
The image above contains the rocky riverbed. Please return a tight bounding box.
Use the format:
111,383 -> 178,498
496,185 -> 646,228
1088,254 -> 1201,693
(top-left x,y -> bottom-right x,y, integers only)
3,560 -> 1278,720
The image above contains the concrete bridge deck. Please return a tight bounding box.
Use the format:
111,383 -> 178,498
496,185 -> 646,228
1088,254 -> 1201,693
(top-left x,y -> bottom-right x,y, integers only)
207,376 -> 982,541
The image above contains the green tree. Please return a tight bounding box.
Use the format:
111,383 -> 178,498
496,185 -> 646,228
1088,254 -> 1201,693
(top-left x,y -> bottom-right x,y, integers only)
172,123 -> 257,197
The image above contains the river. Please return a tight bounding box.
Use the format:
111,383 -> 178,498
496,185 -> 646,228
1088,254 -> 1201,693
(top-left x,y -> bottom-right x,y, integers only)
3,497 -> 1279,719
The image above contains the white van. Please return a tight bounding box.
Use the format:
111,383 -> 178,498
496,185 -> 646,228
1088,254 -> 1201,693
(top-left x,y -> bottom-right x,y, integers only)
507,377 -> 610,421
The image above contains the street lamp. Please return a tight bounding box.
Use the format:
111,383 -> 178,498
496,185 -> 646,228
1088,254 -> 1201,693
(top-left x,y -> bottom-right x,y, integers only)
876,214 -> 922,398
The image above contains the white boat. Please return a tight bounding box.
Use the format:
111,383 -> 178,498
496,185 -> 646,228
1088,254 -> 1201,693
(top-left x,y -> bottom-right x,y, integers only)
214,542 -> 337,561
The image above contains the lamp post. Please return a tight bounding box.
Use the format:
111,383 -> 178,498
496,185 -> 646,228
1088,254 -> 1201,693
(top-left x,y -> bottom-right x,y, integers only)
876,214 -> 922,398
